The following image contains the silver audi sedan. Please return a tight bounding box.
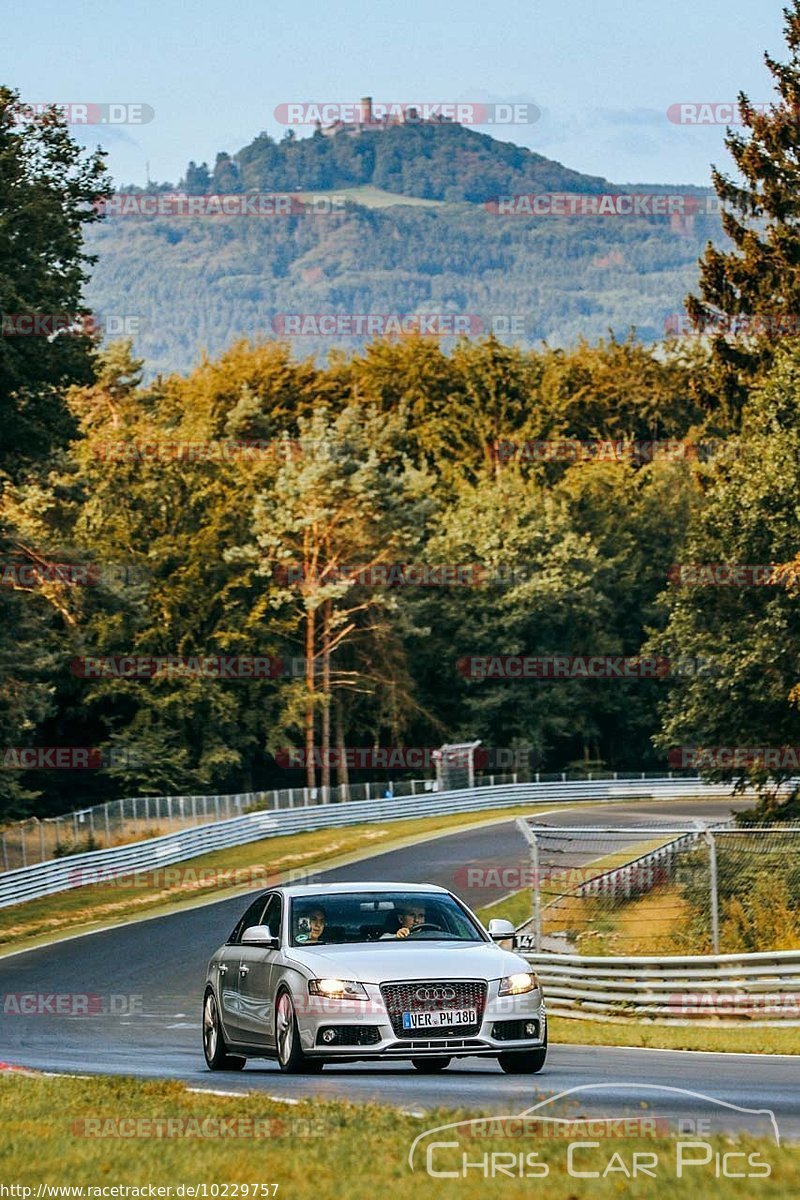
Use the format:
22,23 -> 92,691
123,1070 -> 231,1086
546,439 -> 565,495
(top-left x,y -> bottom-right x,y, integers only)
202,881 -> 547,1074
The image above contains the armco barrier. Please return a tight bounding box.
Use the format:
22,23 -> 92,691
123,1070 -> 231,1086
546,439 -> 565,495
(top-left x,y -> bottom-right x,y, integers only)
523,949 -> 800,1025
0,777 -> 735,909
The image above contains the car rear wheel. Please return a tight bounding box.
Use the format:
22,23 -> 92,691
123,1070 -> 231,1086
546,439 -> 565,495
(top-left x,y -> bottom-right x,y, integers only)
411,1057 -> 451,1072
203,989 -> 246,1071
498,1043 -> 547,1074
275,990 -> 324,1074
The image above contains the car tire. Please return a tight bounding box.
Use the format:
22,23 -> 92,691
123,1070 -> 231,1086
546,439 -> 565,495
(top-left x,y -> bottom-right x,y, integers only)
203,989 -> 246,1071
411,1057 -> 451,1072
498,1041 -> 547,1074
275,990 -> 324,1074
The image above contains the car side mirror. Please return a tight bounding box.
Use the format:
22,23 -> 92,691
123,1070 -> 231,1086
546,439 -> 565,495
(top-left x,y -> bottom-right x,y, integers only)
488,918 -> 516,947
241,924 -> 279,947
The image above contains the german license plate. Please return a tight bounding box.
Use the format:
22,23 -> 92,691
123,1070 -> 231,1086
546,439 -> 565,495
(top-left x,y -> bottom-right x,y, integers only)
402,1007 -> 476,1030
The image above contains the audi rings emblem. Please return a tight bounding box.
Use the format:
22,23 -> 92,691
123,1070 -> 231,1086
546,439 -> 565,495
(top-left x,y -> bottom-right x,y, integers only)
414,986 -> 457,1002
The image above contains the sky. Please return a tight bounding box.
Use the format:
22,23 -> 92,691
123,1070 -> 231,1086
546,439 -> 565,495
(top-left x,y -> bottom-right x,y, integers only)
0,0 -> 789,187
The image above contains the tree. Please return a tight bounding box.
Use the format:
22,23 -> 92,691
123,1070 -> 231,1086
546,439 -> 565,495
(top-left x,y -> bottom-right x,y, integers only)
237,404 -> 434,790
0,88 -> 110,474
686,1 -> 800,409
652,348 -> 800,818
183,161 -> 211,194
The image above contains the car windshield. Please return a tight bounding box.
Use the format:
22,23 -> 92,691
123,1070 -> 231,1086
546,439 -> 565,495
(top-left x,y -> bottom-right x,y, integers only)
289,891 -> 484,946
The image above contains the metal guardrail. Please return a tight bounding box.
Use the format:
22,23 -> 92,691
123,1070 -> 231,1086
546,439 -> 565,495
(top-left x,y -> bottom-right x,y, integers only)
571,829 -> 705,900
0,776 -> 734,909
523,949 -> 800,1025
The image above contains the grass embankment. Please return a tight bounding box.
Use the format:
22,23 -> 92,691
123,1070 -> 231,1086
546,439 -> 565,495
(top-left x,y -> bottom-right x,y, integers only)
548,1017 -> 800,1054
0,802 -> 574,954
1,1073 -> 796,1197
476,837 -> 673,935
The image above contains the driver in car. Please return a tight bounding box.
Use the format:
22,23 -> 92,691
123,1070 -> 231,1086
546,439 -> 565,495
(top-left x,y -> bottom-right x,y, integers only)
395,902 -> 426,938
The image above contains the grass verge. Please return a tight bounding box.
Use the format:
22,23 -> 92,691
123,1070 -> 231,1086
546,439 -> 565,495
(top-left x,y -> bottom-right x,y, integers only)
549,1016 -> 800,1054
476,837 -> 674,933
1,1072 -> 796,1196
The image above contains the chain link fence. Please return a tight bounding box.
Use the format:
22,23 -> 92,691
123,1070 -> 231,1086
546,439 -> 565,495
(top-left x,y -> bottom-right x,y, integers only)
515,821 -> 800,956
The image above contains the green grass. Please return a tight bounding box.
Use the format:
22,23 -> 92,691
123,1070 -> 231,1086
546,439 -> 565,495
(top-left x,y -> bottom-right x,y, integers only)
1,1072 -> 796,1197
477,887 -> 533,928
0,802 -> 580,954
549,1016 -> 800,1054
476,837 -> 673,931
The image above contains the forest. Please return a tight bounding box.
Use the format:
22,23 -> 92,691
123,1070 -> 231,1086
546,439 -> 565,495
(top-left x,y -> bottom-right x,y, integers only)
4,1 -> 800,824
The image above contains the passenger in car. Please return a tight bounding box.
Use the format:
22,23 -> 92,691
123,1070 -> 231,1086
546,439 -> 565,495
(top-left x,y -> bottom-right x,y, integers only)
296,905 -> 326,943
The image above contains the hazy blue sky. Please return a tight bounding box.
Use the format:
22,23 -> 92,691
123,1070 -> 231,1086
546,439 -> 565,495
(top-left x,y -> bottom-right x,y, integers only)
1,0 -> 789,186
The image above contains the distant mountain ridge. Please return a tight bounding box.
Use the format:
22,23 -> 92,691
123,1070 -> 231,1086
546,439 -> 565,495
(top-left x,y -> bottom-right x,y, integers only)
90,122 -> 723,376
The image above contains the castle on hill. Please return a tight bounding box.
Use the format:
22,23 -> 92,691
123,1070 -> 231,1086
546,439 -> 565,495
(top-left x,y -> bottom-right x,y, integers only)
320,96 -> 454,137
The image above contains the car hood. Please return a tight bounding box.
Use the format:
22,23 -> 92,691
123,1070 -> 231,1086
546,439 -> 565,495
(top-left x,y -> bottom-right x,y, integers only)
284,940 -> 530,983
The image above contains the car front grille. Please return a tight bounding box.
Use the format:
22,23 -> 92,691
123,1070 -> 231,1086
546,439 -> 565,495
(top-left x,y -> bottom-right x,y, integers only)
380,980 -> 487,1038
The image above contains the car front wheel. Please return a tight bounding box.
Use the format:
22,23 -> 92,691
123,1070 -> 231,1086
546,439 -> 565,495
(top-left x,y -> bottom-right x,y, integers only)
498,1042 -> 547,1074
203,989 -> 246,1071
275,990 -> 324,1074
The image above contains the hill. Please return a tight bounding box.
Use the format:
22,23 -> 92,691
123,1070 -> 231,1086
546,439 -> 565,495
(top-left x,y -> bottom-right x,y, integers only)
85,122 -> 723,375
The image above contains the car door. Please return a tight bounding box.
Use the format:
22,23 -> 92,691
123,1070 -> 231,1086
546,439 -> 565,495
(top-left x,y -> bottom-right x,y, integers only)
235,892 -> 283,1046
218,894 -> 269,1043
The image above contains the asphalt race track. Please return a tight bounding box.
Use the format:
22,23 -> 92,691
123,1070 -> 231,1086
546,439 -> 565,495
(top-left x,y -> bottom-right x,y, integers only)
1,797 -> 797,1138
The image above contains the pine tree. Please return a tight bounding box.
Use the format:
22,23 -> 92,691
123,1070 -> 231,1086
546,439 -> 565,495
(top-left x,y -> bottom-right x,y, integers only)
686,1 -> 800,406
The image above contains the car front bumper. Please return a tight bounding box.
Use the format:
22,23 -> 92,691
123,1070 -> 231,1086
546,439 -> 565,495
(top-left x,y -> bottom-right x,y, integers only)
295,982 -> 547,1060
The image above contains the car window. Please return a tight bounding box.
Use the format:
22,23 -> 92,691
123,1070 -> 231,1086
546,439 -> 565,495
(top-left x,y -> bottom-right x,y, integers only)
288,892 -> 484,946
261,893 -> 283,940
227,894 -> 268,944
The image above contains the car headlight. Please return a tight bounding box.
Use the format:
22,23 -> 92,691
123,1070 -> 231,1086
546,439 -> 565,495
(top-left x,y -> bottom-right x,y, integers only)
308,978 -> 368,999
498,971 -> 538,996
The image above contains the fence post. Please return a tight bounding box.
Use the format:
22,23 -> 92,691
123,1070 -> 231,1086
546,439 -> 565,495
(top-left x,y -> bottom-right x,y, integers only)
705,826 -> 720,954
39,821 -> 45,863
1,833 -> 7,872
20,824 -> 26,868
532,831 -> 542,953
105,803 -> 111,844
